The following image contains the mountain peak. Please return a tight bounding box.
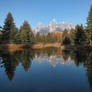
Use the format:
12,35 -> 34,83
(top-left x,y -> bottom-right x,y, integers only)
33,19 -> 75,33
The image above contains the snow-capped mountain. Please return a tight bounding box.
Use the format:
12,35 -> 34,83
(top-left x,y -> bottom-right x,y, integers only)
34,54 -> 72,67
33,19 -> 75,33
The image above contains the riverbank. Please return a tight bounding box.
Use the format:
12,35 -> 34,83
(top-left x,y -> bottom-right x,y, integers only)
0,43 -> 90,53
31,43 -> 64,49
0,43 -> 65,52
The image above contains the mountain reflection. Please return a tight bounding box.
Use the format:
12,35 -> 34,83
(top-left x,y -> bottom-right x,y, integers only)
35,55 -> 72,67
0,47 -> 92,90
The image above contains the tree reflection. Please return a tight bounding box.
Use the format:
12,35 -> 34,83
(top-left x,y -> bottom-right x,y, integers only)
15,50 -> 35,72
62,46 -> 92,90
0,49 -> 35,80
0,46 -> 92,91
0,47 -> 60,80
0,51 -> 19,80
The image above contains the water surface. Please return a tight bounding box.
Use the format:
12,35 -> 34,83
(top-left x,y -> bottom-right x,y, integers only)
0,47 -> 92,92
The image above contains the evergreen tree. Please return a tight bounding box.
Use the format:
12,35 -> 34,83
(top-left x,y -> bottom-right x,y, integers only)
61,29 -> 71,45
35,32 -> 41,43
70,28 -> 75,45
74,25 -> 86,45
63,36 -> 71,45
46,32 -> 58,43
46,32 -> 51,43
86,5 -> 92,45
2,12 -> 17,43
15,30 -> 21,43
19,21 -> 34,43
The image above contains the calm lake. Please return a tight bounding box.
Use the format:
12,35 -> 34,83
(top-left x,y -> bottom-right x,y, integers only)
0,47 -> 92,92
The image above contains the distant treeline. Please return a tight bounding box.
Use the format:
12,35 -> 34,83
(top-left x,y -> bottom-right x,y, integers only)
0,5 -> 92,45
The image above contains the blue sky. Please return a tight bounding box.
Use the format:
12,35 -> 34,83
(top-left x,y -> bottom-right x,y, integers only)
0,0 -> 92,28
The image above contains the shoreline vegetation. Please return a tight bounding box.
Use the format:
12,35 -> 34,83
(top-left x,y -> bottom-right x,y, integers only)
0,43 -> 90,53
0,43 -> 64,52
0,5 -> 92,50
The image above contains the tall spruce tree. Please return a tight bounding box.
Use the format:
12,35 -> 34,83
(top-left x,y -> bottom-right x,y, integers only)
35,32 -> 41,42
19,21 -> 34,43
2,12 -> 17,43
70,28 -> 75,45
61,29 -> 71,45
87,5 -> 92,45
74,25 -> 86,45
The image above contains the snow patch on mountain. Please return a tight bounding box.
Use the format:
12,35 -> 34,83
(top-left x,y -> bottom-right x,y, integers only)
33,19 -> 75,33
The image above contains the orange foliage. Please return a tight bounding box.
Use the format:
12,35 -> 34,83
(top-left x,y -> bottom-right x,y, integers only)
40,32 -> 70,40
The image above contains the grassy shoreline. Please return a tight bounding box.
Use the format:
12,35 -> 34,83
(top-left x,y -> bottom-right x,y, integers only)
0,43 -> 65,52
0,43 -> 91,53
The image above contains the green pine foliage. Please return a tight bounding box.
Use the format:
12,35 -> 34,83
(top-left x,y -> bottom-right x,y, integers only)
18,21 -> 34,43
74,25 -> 86,45
86,5 -> 92,45
46,32 -> 58,43
2,12 -> 18,43
87,5 -> 92,30
1,13 -> 35,44
61,29 -> 71,45
35,32 -> 41,42
63,36 -> 71,45
69,29 -> 75,45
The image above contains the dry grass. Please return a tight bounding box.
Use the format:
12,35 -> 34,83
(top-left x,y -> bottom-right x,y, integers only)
0,43 -> 65,52
31,43 -> 63,49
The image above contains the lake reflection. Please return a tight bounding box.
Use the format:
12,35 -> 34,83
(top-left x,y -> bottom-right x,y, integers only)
0,47 -> 92,92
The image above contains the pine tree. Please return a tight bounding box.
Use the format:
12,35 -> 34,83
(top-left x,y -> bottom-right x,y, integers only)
63,36 -> 71,45
61,29 -> 71,45
86,5 -> 92,45
74,25 -> 86,45
45,32 -> 58,43
35,32 -> 41,42
19,21 -> 34,43
70,28 -> 75,45
15,30 -> 21,43
2,12 -> 17,43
